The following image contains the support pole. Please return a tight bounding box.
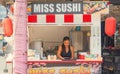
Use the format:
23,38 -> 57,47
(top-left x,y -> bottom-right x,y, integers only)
13,0 -> 27,74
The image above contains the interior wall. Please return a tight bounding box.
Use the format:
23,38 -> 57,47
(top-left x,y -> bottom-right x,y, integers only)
28,26 -> 90,43
28,26 -> 73,43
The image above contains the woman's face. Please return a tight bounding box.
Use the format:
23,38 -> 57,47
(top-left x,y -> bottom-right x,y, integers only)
63,40 -> 70,46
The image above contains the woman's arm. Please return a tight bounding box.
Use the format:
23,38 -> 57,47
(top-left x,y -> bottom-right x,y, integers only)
57,46 -> 64,60
70,46 -> 74,59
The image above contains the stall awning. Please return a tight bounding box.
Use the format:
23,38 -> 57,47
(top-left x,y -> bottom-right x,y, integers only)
28,14 -> 92,24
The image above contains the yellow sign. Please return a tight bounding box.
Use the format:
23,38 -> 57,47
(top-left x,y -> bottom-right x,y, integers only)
28,67 -> 91,74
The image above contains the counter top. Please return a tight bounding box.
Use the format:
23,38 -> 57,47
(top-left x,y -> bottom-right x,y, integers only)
28,60 -> 102,64
6,59 -> 102,64
6,54 -> 102,64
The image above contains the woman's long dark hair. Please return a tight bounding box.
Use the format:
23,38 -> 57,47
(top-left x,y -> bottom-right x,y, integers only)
62,36 -> 70,51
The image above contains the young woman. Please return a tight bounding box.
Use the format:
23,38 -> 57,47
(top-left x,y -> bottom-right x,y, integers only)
57,36 -> 74,60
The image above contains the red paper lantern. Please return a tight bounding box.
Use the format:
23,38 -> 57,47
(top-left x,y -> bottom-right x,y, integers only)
10,4 -> 14,13
3,18 -> 13,36
105,17 -> 116,37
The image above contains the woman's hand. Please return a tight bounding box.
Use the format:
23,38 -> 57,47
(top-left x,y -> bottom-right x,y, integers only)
70,57 -> 74,60
61,57 -> 64,60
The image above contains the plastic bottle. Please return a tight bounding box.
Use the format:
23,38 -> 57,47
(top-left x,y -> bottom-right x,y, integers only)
35,50 -> 40,60
40,47 -> 43,59
53,55 -> 57,60
48,55 -> 51,60
51,55 -> 54,60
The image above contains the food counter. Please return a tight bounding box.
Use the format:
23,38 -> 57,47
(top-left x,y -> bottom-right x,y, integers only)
6,54 -> 102,74
28,59 -> 102,74
27,59 -> 102,64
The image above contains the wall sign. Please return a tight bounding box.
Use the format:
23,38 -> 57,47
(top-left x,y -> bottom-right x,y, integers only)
0,4 -> 7,20
110,0 -> 120,5
32,2 -> 83,14
83,1 -> 109,14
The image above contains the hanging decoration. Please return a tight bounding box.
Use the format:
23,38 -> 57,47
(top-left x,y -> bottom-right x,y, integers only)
105,17 -> 116,37
3,17 -> 13,36
75,26 -> 81,31
10,4 -> 14,14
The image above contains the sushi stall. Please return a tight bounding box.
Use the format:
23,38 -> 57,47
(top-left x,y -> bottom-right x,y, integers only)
26,2 -> 102,74
5,1 -> 105,74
